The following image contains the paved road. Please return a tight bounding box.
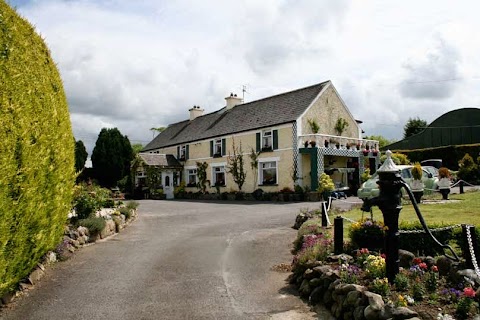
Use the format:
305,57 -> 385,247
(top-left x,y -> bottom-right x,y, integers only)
1,200 -> 336,320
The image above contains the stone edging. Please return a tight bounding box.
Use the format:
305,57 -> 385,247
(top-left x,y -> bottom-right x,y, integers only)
0,208 -> 138,308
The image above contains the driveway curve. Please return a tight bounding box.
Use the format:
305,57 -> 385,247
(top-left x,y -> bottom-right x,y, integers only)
0,200 -> 332,320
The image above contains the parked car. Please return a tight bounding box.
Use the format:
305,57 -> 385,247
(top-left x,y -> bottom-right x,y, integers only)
357,165 -> 438,200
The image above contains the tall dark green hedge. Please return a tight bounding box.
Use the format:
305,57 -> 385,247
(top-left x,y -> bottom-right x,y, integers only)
0,1 -> 75,295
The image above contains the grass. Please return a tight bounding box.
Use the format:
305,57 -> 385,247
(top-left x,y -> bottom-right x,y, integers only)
337,190 -> 480,237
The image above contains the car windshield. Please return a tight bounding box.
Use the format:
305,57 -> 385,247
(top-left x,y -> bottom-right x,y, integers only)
423,166 -> 439,177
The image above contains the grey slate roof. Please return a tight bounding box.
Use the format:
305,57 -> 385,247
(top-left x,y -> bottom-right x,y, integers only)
143,81 -> 329,151
138,153 -> 182,168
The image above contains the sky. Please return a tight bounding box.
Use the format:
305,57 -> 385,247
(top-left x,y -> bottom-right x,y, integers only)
6,0 -> 480,154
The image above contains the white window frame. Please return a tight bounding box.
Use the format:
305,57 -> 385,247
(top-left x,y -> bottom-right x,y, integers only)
262,129 -> 273,150
214,139 -> 222,156
186,168 -> 197,186
258,157 -> 279,186
211,163 -> 226,187
179,145 -> 186,159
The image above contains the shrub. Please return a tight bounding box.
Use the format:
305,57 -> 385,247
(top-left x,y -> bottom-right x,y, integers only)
126,201 -> 139,210
398,222 -> 454,256
73,184 -> 112,219
363,255 -> 386,279
349,219 -> 386,250
369,278 -> 390,296
318,173 -> 335,195
458,153 -> 479,183
280,187 -> 294,193
394,272 -> 409,291
119,207 -> 132,220
438,167 -> 451,179
77,217 -> 106,237
292,218 -> 329,254
292,233 -> 333,270
0,1 -> 75,296
411,162 -> 423,180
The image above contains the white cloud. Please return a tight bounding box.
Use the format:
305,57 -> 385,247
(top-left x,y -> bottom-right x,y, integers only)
7,0 -> 480,152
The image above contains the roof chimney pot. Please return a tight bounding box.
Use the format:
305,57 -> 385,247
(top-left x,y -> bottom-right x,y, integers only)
225,93 -> 242,110
189,105 -> 204,121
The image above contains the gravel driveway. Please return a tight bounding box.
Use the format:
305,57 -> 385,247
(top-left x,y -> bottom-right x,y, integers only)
1,200 -> 336,320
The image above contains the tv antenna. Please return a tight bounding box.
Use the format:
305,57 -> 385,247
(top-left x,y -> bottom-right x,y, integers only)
242,84 -> 249,102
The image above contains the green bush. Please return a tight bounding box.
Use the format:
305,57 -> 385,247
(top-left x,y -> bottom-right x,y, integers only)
73,183 -> 112,219
77,217 -> 106,237
0,1 -> 75,296
119,207 -> 132,220
398,222 -> 454,256
126,200 -> 139,210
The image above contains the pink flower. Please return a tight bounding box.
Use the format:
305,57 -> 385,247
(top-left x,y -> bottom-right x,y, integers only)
418,262 -> 428,270
380,253 -> 386,259
431,265 -> 438,272
359,248 -> 369,255
464,287 -> 476,298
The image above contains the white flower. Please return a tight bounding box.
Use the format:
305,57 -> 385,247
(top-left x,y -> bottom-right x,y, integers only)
404,294 -> 415,305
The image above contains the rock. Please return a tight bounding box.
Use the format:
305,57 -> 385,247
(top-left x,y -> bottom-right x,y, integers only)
436,256 -> 453,277
68,245 -> 76,253
299,279 -> 311,297
37,263 -> 45,271
100,220 -> 116,239
293,211 -> 314,229
424,256 -> 435,268
314,265 -> 334,275
310,286 -> 324,304
345,290 -> 363,307
379,304 -> 394,320
304,268 -> 314,280
391,306 -> 418,319
1,291 -> 16,304
327,254 -> 354,264
77,236 -> 86,245
335,283 -> 366,295
44,251 -> 57,264
323,290 -> 334,306
71,239 -> 80,248
364,305 -> 381,320
328,279 -> 341,290
309,278 -> 322,288
457,269 -> 480,286
398,249 -> 415,268
354,306 -> 366,320
28,268 -> 45,285
19,282 -> 33,291
364,291 -> 384,311
77,226 -> 89,237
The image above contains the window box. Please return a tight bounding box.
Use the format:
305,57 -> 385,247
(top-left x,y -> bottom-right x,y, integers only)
186,182 -> 197,188
261,146 -> 273,152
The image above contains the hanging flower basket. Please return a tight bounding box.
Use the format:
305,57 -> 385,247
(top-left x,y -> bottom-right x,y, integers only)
363,149 -> 369,156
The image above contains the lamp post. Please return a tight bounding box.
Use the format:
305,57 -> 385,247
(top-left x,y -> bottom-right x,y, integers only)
361,150 -> 403,283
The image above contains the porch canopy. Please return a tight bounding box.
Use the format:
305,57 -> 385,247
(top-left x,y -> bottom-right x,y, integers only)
137,153 -> 182,169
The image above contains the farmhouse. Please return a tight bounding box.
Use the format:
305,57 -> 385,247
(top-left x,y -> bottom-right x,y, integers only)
139,81 -> 379,199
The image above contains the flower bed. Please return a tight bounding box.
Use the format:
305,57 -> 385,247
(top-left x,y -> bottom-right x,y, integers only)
290,215 -> 480,320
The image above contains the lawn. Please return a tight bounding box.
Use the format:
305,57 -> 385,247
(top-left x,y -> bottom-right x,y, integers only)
336,190 -> 480,234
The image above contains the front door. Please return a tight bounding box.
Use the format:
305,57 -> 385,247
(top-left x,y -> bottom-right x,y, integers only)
163,171 -> 174,199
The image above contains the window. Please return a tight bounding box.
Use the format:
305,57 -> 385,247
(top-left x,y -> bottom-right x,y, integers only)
187,169 -> 197,187
213,166 -> 226,186
262,130 -> 272,150
214,139 -> 222,156
179,145 -> 186,160
136,171 -> 145,177
260,161 -> 277,185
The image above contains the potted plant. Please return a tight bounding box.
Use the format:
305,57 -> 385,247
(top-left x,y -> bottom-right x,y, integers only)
309,140 -> 317,148
334,117 -> 349,136
304,140 -> 309,148
371,149 -> 378,156
363,149 -> 369,156
411,162 -> 424,203
437,167 -> 451,200
324,139 -> 329,148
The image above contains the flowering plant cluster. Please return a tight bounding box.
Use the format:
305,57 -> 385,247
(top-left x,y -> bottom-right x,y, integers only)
349,218 -> 386,250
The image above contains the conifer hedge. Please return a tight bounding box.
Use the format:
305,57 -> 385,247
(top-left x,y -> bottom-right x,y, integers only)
0,1 -> 75,295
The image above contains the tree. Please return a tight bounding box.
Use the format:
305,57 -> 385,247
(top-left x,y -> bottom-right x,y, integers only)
227,139 -> 247,191
249,148 -> 260,189
91,128 -> 134,187
74,140 -> 88,171
363,135 -> 397,149
403,117 -> 427,138
131,143 -> 144,155
150,127 -> 166,138
0,1 -> 75,296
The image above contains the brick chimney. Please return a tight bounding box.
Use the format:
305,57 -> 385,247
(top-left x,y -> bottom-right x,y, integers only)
225,93 -> 242,110
189,105 -> 204,121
